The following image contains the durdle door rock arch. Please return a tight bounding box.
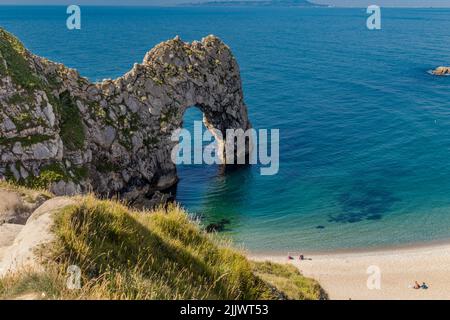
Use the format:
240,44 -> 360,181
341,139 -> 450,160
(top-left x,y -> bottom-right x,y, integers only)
0,29 -> 251,207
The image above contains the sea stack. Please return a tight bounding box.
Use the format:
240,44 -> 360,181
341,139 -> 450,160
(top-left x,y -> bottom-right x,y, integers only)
431,66 -> 450,76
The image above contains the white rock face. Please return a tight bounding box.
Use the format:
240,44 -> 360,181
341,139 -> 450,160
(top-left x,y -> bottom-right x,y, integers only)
43,103 -> 56,127
0,29 -> 251,207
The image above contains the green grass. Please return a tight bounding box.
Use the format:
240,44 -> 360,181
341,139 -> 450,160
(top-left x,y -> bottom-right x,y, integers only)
0,195 -> 326,300
58,91 -> 85,151
23,163 -> 68,190
0,270 -> 65,300
0,29 -> 43,91
7,93 -> 27,105
2,158 -> 87,190
5,163 -> 69,190
252,261 -> 328,300
71,166 -> 89,183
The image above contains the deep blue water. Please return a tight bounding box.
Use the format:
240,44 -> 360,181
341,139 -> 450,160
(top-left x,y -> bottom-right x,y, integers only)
2,6 -> 450,252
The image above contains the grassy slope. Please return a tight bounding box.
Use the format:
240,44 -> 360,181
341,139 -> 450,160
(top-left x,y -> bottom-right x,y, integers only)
0,194 -> 326,300
252,261 -> 327,300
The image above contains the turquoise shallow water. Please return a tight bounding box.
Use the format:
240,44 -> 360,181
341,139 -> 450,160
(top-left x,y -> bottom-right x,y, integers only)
2,6 -> 450,252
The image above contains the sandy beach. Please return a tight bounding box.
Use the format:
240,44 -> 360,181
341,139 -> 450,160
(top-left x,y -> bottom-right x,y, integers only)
249,242 -> 450,300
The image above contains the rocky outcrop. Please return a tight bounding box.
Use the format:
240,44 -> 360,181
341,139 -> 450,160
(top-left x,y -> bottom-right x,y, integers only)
0,29 -> 251,205
431,66 -> 450,76
0,196 -> 73,277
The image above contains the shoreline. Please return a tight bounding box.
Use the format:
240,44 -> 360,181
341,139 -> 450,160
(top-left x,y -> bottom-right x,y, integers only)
247,237 -> 450,258
248,240 -> 450,300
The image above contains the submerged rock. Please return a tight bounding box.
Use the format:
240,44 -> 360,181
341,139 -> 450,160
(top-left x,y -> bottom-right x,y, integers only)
206,218 -> 231,233
0,29 -> 251,207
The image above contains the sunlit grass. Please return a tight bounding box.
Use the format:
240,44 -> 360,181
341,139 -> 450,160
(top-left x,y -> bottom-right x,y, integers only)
0,194 -> 325,300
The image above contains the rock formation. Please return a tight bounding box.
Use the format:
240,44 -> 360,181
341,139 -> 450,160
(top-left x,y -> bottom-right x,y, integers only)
0,29 -> 251,206
431,66 -> 450,76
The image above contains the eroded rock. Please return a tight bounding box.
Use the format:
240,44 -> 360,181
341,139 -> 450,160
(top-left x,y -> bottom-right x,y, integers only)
0,28 -> 251,206
432,66 -> 450,76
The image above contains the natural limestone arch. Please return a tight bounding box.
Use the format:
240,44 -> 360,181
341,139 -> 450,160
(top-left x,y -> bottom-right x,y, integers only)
0,29 -> 251,206
132,35 -> 252,187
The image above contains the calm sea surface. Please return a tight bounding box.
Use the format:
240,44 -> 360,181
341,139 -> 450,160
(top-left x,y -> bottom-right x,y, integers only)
2,6 -> 450,252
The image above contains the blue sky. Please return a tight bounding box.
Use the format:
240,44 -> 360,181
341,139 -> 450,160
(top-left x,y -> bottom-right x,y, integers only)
0,0 -> 450,7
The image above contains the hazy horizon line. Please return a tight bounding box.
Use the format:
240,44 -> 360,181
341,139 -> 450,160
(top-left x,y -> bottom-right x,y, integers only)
0,4 -> 450,8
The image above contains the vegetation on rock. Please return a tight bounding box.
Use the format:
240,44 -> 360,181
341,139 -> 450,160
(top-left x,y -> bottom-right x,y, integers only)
0,28 -> 252,206
58,91 -> 85,150
0,29 -> 42,91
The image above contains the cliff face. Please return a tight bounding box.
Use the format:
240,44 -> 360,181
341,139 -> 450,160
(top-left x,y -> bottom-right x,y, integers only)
0,29 -> 250,206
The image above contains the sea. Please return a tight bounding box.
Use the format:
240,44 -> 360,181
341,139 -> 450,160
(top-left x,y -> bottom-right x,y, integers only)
2,6 -> 450,252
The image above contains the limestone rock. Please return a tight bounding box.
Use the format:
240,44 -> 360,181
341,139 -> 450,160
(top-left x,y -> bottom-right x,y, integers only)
50,180 -> 81,196
432,66 -> 450,76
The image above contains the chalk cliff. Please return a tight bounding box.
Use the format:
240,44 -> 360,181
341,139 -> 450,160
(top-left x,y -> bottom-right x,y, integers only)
0,29 -> 250,206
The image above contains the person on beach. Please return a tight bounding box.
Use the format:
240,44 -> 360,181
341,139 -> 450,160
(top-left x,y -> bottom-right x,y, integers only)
421,282 -> 429,289
413,281 -> 421,289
